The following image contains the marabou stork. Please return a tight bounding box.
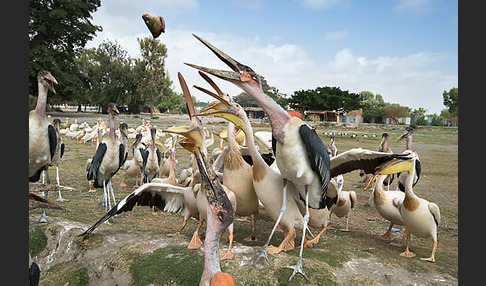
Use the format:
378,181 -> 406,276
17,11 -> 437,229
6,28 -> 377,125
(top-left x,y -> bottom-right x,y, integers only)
141,127 -> 161,183
189,58 -> 414,281
396,126 -> 421,192
29,70 -> 58,223
87,103 -> 127,213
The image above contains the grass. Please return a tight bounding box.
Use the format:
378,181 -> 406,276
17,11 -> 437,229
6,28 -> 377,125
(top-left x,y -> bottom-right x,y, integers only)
29,226 -> 48,256
30,111 -> 458,284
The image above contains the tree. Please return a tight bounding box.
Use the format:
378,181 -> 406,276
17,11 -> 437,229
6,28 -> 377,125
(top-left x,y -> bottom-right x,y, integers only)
79,40 -> 134,113
360,91 -> 386,119
29,0 -> 102,103
383,104 -> 410,124
443,87 -> 458,126
135,37 -> 174,117
288,86 -> 361,113
412,107 -> 428,126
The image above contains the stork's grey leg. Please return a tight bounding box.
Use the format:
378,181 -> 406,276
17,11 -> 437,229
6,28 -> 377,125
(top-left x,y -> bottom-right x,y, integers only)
283,190 -> 310,283
35,170 -> 50,223
55,166 -> 67,202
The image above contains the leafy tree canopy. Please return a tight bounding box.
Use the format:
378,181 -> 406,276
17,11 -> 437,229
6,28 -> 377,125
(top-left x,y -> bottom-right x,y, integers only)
288,86 -> 361,113
29,0 -> 102,102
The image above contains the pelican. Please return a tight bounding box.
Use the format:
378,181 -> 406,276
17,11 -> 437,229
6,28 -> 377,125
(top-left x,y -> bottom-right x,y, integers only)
50,118 -> 66,201
328,175 -> 356,232
376,151 -> 440,262
196,82 -> 304,255
29,70 -> 58,223
141,127 -> 161,183
185,35 -> 415,281
87,103 -> 126,213
368,174 -> 406,244
364,132 -> 394,206
396,126 -> 421,192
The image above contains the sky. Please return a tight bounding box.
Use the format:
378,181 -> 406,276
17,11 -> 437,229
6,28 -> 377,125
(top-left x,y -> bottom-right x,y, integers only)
85,0 -> 458,115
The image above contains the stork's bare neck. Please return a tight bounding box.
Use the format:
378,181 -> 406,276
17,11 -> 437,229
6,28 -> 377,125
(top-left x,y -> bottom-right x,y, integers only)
200,200 -> 224,285
242,83 -> 289,143
405,135 -> 412,151
35,81 -> 48,119
109,113 -> 116,140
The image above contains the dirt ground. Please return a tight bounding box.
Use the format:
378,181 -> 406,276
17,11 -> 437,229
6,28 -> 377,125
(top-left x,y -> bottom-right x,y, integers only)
29,111 -> 458,285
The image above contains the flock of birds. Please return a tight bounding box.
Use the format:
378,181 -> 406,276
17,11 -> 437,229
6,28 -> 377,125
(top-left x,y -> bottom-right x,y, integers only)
28,16 -> 441,286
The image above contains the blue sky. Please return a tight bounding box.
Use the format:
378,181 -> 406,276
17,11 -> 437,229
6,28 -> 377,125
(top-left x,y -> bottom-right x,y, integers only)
86,0 -> 458,115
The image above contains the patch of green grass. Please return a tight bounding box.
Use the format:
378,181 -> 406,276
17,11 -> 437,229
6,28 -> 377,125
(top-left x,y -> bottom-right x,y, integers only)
130,245 -> 204,286
42,261 -> 89,286
29,226 -> 48,255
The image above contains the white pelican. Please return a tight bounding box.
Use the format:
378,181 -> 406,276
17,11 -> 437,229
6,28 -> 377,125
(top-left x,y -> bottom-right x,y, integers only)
370,174 -> 406,244
377,151 -> 440,262
185,35 -> 416,281
328,175 -> 356,232
87,103 -> 127,213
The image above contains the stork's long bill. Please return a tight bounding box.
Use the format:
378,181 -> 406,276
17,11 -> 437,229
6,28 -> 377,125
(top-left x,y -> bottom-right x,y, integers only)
185,34 -> 289,143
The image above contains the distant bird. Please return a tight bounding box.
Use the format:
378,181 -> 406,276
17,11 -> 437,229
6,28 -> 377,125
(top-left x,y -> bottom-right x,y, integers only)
87,103 -> 126,213
120,133 -> 145,187
142,13 -> 165,38
29,70 -> 58,223
50,118 -> 66,201
141,127 -> 161,183
328,134 -> 338,157
396,127 -> 421,192
328,175 -> 356,232
377,151 -> 440,262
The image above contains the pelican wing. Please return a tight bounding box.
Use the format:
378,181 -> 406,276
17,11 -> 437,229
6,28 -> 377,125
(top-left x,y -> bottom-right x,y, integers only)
428,202 -> 441,226
330,148 -> 411,178
79,182 -> 189,239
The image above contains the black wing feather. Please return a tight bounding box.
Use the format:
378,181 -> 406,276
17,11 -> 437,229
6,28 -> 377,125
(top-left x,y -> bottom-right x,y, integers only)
299,124 -> 331,209
60,143 -> 65,158
87,143 -> 107,182
48,125 -> 57,160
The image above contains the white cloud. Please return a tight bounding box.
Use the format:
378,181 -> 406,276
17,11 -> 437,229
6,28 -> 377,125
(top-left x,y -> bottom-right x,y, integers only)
323,29 -> 348,41
233,0 -> 264,9
393,0 -> 434,16
299,0 -> 349,10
